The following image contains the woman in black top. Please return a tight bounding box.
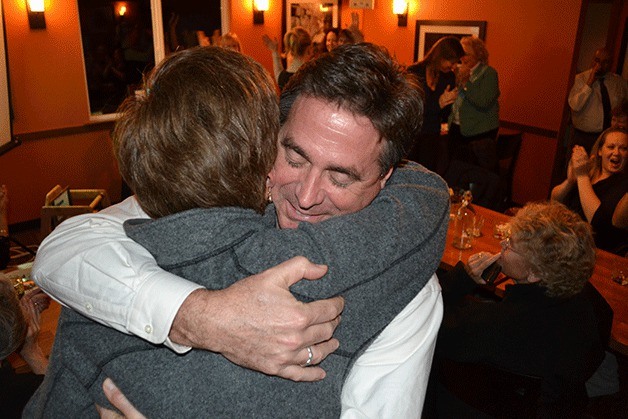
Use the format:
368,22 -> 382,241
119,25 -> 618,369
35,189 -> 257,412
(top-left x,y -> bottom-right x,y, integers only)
406,36 -> 464,175
552,126 -> 628,255
430,202 -> 609,417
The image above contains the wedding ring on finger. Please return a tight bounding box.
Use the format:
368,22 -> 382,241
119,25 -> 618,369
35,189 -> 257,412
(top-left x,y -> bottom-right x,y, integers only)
303,346 -> 313,367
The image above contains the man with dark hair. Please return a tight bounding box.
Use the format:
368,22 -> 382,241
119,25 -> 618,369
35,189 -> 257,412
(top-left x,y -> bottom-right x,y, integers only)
31,44 -> 448,416
568,48 -> 627,153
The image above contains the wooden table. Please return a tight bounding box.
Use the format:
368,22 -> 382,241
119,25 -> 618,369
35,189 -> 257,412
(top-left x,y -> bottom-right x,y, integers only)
441,204 -> 628,352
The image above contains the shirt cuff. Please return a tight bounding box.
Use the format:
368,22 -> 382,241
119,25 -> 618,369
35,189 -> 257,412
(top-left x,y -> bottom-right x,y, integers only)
127,270 -> 204,354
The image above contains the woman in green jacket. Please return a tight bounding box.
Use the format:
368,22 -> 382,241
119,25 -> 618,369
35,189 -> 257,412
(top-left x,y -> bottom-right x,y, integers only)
448,35 -> 500,171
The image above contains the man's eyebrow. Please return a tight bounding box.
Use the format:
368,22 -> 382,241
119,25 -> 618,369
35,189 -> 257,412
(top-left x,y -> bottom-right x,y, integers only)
281,136 -> 309,160
281,136 -> 362,182
327,164 -> 361,182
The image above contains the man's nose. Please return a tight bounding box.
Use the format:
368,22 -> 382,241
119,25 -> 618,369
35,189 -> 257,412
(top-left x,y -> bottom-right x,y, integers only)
296,170 -> 325,209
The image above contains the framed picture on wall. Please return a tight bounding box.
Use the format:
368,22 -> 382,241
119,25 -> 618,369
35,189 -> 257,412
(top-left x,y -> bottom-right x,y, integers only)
283,0 -> 339,42
414,20 -> 487,62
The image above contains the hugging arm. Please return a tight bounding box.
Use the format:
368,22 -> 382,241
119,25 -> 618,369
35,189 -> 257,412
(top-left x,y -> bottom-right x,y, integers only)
33,197 -> 343,381
32,198 -> 200,352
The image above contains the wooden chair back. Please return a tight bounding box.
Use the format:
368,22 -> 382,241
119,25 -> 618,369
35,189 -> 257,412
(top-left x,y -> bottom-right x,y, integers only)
40,185 -> 110,240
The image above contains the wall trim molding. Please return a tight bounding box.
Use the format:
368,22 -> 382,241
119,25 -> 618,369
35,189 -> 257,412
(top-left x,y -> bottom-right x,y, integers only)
14,121 -> 115,142
499,120 -> 558,138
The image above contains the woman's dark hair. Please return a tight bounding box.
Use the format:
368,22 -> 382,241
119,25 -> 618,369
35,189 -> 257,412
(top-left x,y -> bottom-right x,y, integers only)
421,36 -> 464,68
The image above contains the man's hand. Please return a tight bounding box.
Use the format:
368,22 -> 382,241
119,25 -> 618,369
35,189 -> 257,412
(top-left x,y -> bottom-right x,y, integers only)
586,61 -> 601,86
169,256 -> 344,381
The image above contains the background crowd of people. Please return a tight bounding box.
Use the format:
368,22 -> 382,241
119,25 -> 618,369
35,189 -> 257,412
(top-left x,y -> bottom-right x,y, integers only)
1,16 -> 626,417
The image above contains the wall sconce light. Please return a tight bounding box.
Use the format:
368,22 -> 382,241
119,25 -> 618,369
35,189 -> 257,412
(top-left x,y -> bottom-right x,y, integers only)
253,0 -> 269,25
114,2 -> 129,18
27,0 -> 46,30
392,0 -> 408,27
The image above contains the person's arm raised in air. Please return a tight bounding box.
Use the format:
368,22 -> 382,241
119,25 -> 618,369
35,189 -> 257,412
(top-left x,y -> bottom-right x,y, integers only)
32,197 -> 343,381
262,35 -> 283,84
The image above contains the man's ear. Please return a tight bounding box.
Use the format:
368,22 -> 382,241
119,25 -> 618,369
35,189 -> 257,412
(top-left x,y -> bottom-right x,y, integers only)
379,167 -> 394,188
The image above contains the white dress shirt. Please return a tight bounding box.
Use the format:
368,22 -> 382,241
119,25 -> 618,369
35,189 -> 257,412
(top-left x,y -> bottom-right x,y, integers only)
341,275 -> 442,418
33,197 -> 200,352
33,196 -> 442,415
568,69 -> 627,133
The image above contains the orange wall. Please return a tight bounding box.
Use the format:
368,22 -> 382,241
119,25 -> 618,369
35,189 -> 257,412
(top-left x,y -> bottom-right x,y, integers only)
232,0 -> 583,205
236,0 -> 582,132
0,0 -> 121,225
0,0 -> 585,225
7,0 -> 88,132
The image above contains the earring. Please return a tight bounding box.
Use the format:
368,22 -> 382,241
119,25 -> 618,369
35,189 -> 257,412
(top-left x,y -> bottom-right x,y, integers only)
267,186 -> 273,203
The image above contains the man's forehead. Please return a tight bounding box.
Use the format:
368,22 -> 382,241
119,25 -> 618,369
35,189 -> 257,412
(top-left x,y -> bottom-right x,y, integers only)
286,95 -> 381,139
281,96 -> 384,175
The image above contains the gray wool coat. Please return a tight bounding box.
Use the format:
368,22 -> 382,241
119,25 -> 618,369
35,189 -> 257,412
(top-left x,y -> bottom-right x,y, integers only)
26,162 -> 449,418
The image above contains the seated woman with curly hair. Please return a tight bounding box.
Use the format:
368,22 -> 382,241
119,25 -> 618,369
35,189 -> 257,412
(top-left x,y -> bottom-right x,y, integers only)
428,201 -> 610,417
1,279 -> 51,418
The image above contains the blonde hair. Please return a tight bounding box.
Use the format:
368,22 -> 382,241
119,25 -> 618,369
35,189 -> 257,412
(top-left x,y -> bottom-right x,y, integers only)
508,202 -> 596,298
220,32 -> 241,52
283,27 -> 311,58
589,126 -> 628,179
461,35 -> 489,64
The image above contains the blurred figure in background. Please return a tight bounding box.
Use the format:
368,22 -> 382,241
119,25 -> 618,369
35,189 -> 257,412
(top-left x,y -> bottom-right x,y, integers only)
262,27 -> 312,90
611,100 -> 627,129
407,36 -> 465,175
568,48 -> 627,154
448,35 -> 500,172
220,32 -> 241,53
338,12 -> 364,45
310,32 -> 327,59
325,28 -> 338,52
